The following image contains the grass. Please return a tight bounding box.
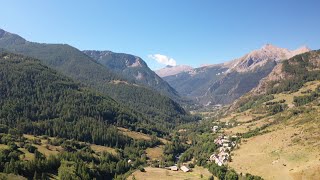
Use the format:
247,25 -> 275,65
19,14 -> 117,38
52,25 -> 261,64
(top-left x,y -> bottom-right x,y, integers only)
127,166 -> 212,180
23,134 -> 37,140
23,134 -> 118,157
18,148 -> 34,161
222,81 -> 320,179
291,165 -> 320,180
0,144 -> 8,149
146,145 -> 164,160
224,116 -> 273,135
219,110 -> 258,123
118,127 -> 152,141
34,144 -> 60,157
23,134 -> 61,157
269,80 -> 320,108
229,116 -> 320,180
90,144 -> 117,155
0,173 -> 26,180
118,127 -> 170,144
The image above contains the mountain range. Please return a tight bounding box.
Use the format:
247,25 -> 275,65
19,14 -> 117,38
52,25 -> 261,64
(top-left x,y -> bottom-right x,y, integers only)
0,27 -> 319,180
0,28 -> 192,135
159,44 -> 310,105
2,28 -> 312,109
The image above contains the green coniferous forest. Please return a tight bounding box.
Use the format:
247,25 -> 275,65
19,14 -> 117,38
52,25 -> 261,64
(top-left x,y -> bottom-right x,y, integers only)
0,30 -> 193,131
0,52 -> 170,179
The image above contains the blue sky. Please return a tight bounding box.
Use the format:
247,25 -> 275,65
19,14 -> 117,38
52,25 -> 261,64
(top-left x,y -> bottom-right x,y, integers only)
1,0 -> 320,69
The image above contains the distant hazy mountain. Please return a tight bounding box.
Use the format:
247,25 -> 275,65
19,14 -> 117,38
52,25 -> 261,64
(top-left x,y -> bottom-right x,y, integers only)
155,65 -> 193,77
83,50 -> 180,100
163,44 -> 310,105
0,28 -> 191,132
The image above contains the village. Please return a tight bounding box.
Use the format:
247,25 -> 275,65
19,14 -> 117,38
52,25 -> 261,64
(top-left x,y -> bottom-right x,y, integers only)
161,123 -> 239,175
205,122 -> 238,165
209,133 -> 238,166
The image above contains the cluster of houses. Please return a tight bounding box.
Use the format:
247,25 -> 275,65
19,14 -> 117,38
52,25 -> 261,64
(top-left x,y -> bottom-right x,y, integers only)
163,153 -> 192,173
165,165 -> 190,172
209,134 -> 237,166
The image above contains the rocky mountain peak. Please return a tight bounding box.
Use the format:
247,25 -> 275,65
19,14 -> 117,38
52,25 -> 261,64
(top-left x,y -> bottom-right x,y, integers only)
291,45 -> 311,56
0,28 -> 27,45
83,50 -> 145,68
261,43 -> 281,50
155,65 -> 193,77
0,29 -> 5,38
225,44 -> 311,73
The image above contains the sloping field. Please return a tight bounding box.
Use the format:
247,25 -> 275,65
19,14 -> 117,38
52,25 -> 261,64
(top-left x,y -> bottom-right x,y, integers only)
118,127 -> 170,144
229,111 -> 320,180
146,145 -> 164,160
127,166 -> 212,180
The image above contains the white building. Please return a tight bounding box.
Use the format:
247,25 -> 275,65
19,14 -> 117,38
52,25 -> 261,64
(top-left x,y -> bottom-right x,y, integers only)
167,166 -> 178,171
180,166 -> 190,172
212,126 -> 219,133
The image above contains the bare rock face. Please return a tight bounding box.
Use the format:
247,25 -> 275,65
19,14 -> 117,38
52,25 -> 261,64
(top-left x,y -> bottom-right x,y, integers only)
83,50 -> 181,100
230,44 -> 310,94
155,65 -> 193,77
251,63 -> 286,94
83,50 -> 144,69
291,46 -> 311,57
225,44 -> 311,73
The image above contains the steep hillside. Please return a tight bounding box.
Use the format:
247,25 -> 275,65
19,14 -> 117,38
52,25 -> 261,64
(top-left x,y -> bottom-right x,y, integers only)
0,52 -> 192,137
233,50 -> 320,111
0,53 -> 174,179
0,28 -> 192,128
83,50 -> 181,100
252,50 -> 320,94
164,44 -> 309,105
218,50 -> 320,179
0,52 -> 138,146
0,29 -> 120,83
223,80 -> 320,179
201,61 -> 276,105
164,64 -> 228,98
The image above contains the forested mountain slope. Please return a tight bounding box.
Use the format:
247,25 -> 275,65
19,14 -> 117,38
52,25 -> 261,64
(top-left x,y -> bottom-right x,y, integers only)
0,28 -> 192,127
0,52 -> 171,179
83,50 -> 181,101
0,52 -> 140,143
0,52 -> 188,140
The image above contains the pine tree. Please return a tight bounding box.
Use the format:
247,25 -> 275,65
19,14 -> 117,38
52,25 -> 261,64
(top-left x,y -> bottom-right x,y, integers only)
33,171 -> 38,180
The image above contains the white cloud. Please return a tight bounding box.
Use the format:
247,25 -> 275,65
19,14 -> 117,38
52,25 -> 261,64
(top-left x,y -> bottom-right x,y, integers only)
148,54 -> 177,66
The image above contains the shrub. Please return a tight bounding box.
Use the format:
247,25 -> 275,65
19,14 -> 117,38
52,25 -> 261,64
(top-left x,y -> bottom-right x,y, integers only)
25,144 -> 37,153
138,166 -> 145,172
